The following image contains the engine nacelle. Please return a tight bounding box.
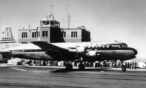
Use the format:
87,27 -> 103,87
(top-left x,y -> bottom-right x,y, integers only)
2,52 -> 11,58
76,46 -> 85,53
68,46 -> 85,53
86,50 -> 97,57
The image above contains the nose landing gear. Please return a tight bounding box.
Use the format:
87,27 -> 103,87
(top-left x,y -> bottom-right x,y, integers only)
121,62 -> 126,72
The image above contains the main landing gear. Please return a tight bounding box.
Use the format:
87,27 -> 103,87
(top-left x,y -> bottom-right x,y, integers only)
65,62 -> 73,71
65,58 -> 86,71
65,62 -> 85,71
78,62 -> 85,70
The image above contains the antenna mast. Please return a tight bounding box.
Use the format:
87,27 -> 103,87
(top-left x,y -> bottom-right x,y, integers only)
50,0 -> 53,15
67,0 -> 70,28
47,0 -> 54,19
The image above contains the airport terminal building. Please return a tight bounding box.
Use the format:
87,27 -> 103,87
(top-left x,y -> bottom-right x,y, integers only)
18,15 -> 91,44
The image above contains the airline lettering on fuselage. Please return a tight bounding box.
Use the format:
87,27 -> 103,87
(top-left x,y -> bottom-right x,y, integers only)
85,43 -> 128,50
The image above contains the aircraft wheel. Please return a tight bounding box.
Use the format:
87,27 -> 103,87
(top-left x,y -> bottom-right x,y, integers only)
65,64 -> 73,71
78,63 -> 85,70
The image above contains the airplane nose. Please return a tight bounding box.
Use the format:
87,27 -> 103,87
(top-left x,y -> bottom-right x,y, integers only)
132,48 -> 138,56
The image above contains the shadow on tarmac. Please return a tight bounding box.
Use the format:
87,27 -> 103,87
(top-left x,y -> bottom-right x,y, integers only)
51,68 -> 108,73
51,68 -> 146,73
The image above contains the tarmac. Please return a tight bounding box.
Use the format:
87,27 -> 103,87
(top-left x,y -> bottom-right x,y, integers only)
1,63 -> 146,72
0,64 -> 146,88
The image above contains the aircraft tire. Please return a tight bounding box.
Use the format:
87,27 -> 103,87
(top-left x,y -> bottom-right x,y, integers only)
65,64 -> 73,71
78,63 -> 85,70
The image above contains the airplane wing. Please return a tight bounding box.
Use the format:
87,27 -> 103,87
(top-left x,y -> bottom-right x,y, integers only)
32,41 -> 79,61
32,41 -> 69,53
0,42 -> 78,61
0,50 -> 11,58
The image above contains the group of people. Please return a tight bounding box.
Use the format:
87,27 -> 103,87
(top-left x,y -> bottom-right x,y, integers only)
17,59 -> 138,69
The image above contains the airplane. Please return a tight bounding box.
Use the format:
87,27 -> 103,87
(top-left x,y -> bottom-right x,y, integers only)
0,41 -> 137,71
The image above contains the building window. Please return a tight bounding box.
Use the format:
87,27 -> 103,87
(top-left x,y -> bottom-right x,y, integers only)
42,31 -> 48,37
32,32 -> 35,38
71,31 -> 77,37
32,32 -> 39,38
63,31 -> 66,37
22,32 -> 27,38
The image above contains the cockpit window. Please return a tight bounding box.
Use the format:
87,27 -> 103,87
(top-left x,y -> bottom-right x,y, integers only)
121,43 -> 128,48
109,44 -> 121,48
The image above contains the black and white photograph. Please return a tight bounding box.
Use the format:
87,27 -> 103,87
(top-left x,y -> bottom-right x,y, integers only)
0,0 -> 145,88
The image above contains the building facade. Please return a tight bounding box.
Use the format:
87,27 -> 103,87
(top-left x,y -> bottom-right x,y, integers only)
18,15 -> 90,44
62,26 -> 90,42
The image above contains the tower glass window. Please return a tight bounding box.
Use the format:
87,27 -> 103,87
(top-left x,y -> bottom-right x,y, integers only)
50,21 -> 54,25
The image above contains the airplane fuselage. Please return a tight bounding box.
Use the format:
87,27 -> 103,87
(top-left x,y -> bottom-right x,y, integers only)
5,41 -> 137,62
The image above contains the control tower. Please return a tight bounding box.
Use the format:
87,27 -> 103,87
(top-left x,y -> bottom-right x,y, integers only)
0,26 -> 16,43
0,26 -> 16,48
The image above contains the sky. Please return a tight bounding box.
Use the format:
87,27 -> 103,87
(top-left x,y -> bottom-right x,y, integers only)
0,0 -> 146,58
